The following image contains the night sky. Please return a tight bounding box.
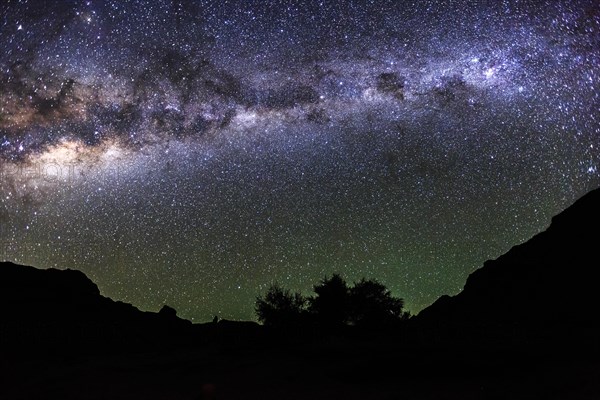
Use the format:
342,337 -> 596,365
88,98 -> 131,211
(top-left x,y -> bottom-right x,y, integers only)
1,0 -> 599,322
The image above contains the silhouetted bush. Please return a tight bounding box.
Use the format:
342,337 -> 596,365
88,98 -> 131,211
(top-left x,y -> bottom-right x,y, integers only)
255,284 -> 306,326
255,275 -> 409,329
308,274 -> 351,328
349,278 -> 406,327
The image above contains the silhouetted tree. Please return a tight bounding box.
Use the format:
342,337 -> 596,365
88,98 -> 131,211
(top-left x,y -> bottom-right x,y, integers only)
255,275 -> 410,329
349,278 -> 405,327
255,283 -> 306,326
308,274 -> 350,327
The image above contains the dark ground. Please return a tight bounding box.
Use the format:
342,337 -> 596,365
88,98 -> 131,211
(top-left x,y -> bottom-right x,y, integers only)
2,323 -> 599,400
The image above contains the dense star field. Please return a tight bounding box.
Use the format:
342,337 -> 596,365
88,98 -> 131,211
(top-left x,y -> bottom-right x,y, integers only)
0,0 -> 599,321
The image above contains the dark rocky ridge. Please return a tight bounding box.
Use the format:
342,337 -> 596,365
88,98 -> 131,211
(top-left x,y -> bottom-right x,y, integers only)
0,262 -> 191,354
416,187 -> 600,330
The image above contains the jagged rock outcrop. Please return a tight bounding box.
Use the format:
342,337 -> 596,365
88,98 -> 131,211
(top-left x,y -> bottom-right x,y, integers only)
416,187 -> 600,330
0,262 -> 190,353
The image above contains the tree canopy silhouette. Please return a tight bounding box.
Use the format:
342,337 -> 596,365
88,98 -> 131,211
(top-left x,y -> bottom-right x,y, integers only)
349,278 -> 407,327
309,274 -> 350,327
255,275 -> 408,328
255,283 -> 306,326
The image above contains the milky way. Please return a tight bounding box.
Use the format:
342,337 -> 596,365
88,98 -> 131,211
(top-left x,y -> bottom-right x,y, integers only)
1,0 -> 599,321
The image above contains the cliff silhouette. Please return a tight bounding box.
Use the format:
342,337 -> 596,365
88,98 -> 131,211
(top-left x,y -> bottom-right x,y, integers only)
0,262 -> 191,355
415,187 -> 600,331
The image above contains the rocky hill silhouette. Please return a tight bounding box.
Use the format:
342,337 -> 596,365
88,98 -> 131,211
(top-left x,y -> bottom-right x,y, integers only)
416,187 -> 600,331
0,262 -> 191,355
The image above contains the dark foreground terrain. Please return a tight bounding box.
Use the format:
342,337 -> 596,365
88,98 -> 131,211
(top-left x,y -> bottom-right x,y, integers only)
1,188 -> 600,399
3,326 -> 599,400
